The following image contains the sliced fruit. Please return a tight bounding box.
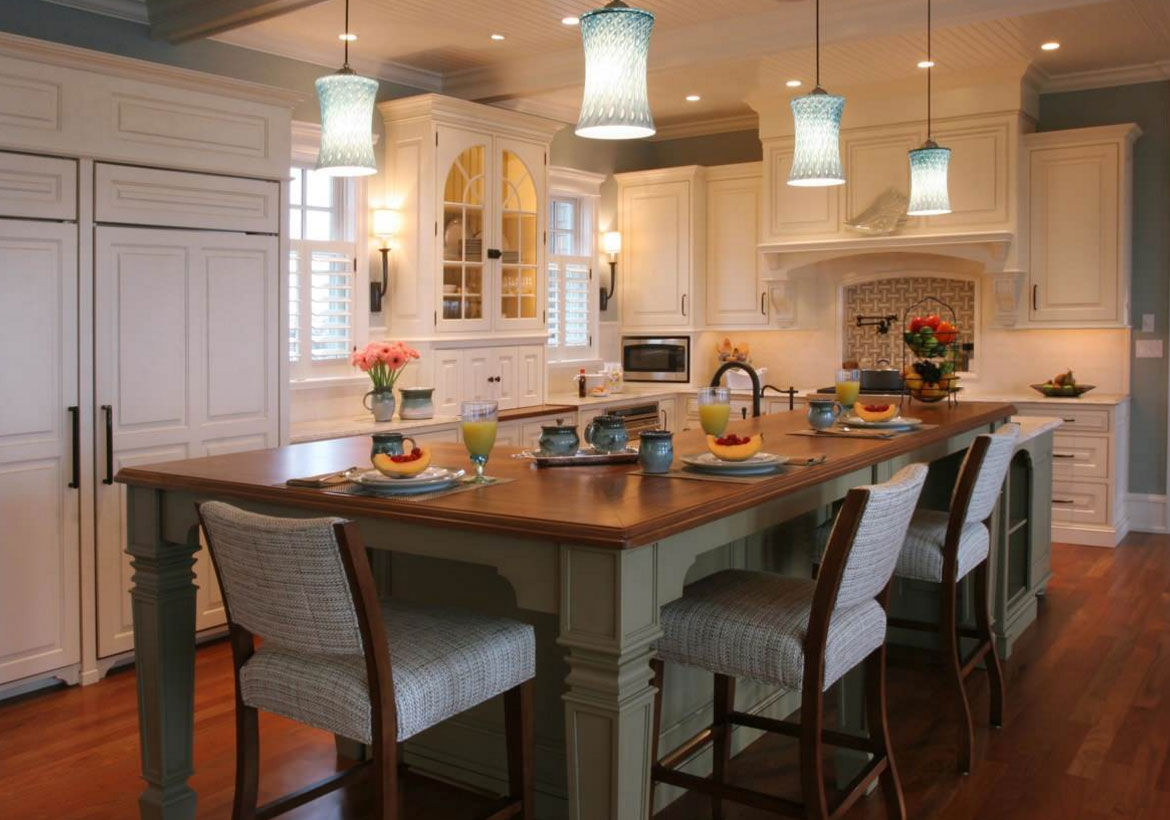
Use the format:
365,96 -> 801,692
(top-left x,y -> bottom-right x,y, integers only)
706,432 -> 763,462
855,403 -> 899,423
372,447 -> 432,478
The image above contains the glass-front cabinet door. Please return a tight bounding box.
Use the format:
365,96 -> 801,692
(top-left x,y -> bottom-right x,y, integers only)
497,142 -> 544,329
438,129 -> 490,331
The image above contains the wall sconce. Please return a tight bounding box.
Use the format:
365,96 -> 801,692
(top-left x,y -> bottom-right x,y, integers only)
370,208 -> 399,313
600,230 -> 621,311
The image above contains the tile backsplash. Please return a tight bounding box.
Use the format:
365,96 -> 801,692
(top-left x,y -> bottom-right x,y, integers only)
843,276 -> 976,368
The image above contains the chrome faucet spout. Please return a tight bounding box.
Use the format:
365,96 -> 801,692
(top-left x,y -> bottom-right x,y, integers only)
710,361 -> 761,418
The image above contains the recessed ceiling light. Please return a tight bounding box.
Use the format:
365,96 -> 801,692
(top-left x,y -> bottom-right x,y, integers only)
917,59 -> 935,68
1041,41 -> 1061,51
562,16 -> 580,26
685,94 -> 701,102
491,33 -> 506,41
338,33 -> 357,42
785,79 -> 802,88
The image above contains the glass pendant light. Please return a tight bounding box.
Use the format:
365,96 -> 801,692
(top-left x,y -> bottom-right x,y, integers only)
907,0 -> 952,215
315,0 -> 377,177
788,0 -> 845,187
575,1 -> 656,140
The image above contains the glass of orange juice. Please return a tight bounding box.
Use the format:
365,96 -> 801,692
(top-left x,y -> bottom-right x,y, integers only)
461,400 -> 499,483
835,368 -> 861,409
697,387 -> 731,436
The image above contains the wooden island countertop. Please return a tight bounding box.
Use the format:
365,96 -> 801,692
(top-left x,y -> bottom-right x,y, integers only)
117,400 -> 1015,550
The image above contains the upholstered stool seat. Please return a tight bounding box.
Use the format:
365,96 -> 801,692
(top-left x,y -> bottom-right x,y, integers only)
656,570 -> 886,692
895,510 -> 990,583
241,599 -> 535,744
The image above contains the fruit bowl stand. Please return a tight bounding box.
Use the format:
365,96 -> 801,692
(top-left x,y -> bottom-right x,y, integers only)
901,296 -> 962,407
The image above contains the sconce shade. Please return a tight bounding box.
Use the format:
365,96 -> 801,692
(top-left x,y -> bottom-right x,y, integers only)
602,230 -> 622,255
575,2 -> 656,140
907,142 -> 952,215
787,90 -> 846,187
372,208 -> 399,238
315,69 -> 378,177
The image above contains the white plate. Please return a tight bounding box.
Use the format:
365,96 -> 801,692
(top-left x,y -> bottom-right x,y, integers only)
841,415 -> 923,429
355,467 -> 465,493
681,452 -> 788,475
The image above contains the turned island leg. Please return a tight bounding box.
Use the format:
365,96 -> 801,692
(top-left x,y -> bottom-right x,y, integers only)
127,486 -> 199,820
559,543 -> 662,820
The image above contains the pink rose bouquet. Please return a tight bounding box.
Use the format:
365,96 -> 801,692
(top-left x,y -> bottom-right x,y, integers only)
350,340 -> 421,393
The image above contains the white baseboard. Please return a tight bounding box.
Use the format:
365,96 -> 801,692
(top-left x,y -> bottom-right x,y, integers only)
1128,493 -> 1169,533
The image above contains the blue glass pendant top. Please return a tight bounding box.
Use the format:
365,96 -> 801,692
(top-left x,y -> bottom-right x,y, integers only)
788,90 -> 846,187
315,70 -> 378,177
576,1 -> 656,140
907,142 -> 952,215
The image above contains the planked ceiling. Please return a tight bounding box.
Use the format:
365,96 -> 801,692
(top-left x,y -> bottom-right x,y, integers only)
46,0 -> 1170,130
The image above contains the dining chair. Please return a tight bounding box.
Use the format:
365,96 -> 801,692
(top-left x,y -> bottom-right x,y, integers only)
197,501 -> 535,820
648,462 -> 929,820
890,423 -> 1020,775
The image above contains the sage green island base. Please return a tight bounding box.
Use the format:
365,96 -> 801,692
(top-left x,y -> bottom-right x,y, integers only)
120,405 -> 1025,820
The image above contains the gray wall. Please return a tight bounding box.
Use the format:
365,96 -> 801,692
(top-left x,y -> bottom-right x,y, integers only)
1040,81 -> 1170,495
0,0 -> 428,122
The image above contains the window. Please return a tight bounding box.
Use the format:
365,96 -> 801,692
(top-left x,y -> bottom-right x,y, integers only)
289,165 -> 361,378
547,195 -> 596,360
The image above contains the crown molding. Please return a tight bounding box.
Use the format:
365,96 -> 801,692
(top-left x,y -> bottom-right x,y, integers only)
549,166 -> 606,197
1042,61 -> 1170,94
649,113 -> 759,142
379,93 -> 564,144
42,0 -> 148,24
0,30 -> 304,106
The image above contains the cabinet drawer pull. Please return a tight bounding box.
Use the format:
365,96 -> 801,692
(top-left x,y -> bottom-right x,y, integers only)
1062,417 -> 1076,424
102,404 -> 114,485
1053,453 -> 1076,459
660,409 -> 667,428
1032,284 -> 1039,311
68,406 -> 79,489
1053,498 -> 1077,505
760,292 -> 767,315
681,293 -> 687,317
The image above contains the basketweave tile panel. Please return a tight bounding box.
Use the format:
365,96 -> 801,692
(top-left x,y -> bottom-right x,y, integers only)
843,277 -> 975,367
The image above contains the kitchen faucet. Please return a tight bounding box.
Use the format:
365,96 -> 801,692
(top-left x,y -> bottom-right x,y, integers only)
710,361 -> 761,418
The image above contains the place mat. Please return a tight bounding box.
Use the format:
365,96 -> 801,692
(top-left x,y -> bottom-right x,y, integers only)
788,424 -> 938,440
318,476 -> 514,503
629,454 -> 826,484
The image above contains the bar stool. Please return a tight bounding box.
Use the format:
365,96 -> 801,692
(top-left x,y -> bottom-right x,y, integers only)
197,501 -> 535,820
890,423 -> 1020,775
649,463 -> 928,820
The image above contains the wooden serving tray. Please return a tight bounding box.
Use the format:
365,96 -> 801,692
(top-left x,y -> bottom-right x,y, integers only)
513,448 -> 640,467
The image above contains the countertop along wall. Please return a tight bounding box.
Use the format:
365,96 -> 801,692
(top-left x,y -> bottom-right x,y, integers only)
1038,81 -> 1170,497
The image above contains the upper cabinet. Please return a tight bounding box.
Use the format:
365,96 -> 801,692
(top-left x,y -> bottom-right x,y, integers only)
380,95 -> 561,340
616,166 -> 706,331
705,163 -> 768,327
1025,124 -> 1140,327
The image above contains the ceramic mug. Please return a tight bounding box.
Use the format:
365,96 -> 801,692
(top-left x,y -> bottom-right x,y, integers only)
584,414 -> 629,454
807,400 -> 844,431
398,387 -> 435,420
370,432 -> 418,461
638,430 -> 674,473
538,423 -> 580,456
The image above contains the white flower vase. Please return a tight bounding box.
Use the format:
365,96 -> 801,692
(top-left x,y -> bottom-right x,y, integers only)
363,390 -> 396,422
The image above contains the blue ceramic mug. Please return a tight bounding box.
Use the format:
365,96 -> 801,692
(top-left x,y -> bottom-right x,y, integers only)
538,422 -> 580,456
807,400 -> 843,431
370,432 -> 418,461
584,414 -> 629,454
638,430 -> 674,473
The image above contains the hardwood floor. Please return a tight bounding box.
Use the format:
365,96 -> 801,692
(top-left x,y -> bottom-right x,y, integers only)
2,536 -> 1169,819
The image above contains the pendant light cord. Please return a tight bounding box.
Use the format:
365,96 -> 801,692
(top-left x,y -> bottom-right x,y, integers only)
343,0 -> 350,68
815,0 -> 821,89
926,0 -> 932,141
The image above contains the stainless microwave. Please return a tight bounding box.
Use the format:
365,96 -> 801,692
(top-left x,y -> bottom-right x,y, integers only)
621,336 -> 690,383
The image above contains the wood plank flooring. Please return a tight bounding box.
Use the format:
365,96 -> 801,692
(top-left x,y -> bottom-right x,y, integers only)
1,536 -> 1168,819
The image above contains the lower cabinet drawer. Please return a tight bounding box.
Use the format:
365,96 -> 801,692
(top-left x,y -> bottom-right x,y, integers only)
1051,434 -> 1110,480
1051,481 -> 1110,526
1016,404 -> 1110,433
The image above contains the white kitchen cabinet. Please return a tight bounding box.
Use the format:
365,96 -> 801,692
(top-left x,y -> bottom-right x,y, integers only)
433,349 -> 464,417
0,152 -> 77,221
706,164 -> 767,328
1025,124 -> 1139,327
379,95 -> 560,339
616,166 -> 705,330
449,344 -> 545,412
516,346 -> 545,408
94,226 -> 279,656
0,219 -> 80,685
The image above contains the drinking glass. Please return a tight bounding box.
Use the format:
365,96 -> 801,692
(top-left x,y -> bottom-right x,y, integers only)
835,368 -> 861,408
697,387 -> 731,436
461,400 -> 499,483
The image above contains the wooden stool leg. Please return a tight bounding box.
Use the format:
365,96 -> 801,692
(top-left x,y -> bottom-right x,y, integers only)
941,578 -> 975,775
232,702 -> 259,820
504,680 -> 535,820
799,681 -> 830,820
864,646 -> 906,820
648,658 -> 665,820
711,674 -> 735,820
372,734 -> 399,820
974,560 -> 1006,728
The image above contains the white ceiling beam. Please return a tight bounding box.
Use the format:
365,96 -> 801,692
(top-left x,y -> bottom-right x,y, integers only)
145,0 -> 330,43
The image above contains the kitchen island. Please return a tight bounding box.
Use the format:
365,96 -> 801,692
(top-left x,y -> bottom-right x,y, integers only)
118,401 -> 1020,820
